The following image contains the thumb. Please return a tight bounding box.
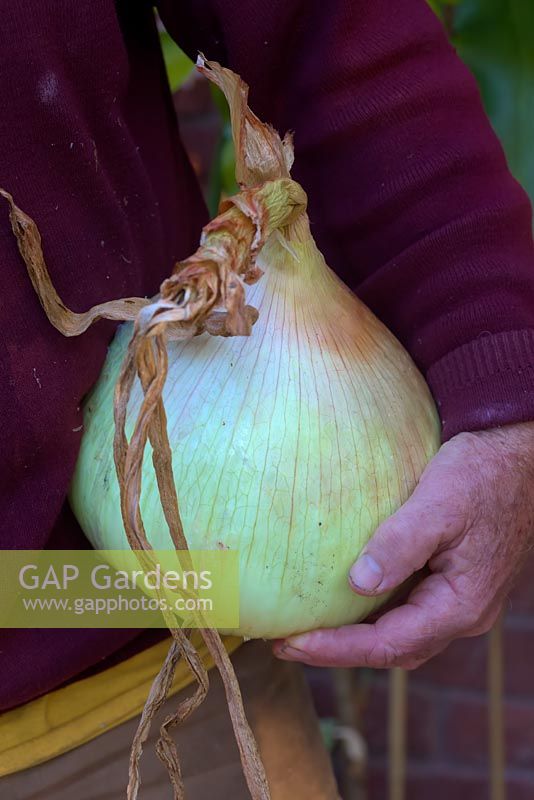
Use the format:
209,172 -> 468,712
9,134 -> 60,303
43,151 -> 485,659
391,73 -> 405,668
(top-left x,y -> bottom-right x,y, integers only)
348,487 -> 464,596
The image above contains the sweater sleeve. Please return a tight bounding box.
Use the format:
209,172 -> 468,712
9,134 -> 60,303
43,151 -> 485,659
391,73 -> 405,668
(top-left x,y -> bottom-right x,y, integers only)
159,0 -> 534,441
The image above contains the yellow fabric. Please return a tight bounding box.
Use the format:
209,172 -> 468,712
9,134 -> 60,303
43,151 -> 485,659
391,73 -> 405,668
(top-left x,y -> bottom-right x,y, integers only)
0,634 -> 242,778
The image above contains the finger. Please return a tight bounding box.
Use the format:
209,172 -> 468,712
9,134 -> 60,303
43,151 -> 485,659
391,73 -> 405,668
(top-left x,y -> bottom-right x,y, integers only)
274,573 -> 466,669
348,478 -> 467,596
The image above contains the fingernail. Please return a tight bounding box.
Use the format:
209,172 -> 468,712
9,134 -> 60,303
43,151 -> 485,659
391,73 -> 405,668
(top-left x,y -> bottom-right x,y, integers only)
274,636 -> 310,660
349,554 -> 383,592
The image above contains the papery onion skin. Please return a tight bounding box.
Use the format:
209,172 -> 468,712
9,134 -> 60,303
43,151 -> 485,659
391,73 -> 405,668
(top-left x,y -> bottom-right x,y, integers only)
70,214 -> 440,639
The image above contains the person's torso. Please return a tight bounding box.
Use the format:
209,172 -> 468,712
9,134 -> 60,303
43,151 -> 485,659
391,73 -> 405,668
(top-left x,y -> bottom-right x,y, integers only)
0,0 -> 207,710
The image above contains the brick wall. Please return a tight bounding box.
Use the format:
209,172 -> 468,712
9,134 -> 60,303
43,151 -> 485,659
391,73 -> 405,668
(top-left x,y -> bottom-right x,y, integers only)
174,80 -> 534,799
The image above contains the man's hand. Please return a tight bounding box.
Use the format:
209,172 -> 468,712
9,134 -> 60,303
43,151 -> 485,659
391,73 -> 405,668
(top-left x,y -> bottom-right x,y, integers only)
274,422 -> 534,669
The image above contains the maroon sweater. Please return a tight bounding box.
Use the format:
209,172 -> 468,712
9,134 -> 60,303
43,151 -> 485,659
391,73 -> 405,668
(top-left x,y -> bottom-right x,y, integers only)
1,0 -> 533,712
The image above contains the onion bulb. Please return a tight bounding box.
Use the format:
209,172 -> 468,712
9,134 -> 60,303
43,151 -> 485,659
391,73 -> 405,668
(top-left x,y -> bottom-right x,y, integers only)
69,60 -> 440,639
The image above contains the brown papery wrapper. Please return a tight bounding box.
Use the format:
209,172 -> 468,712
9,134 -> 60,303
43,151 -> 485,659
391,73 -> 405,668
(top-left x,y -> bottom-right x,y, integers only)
1,59 -> 310,799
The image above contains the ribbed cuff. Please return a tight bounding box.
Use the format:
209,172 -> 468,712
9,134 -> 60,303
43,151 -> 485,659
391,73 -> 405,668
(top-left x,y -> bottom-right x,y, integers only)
427,329 -> 534,441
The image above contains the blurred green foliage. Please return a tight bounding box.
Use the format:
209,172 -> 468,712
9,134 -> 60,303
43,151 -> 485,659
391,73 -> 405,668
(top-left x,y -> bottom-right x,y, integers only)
160,2 -> 534,207
159,31 -> 194,94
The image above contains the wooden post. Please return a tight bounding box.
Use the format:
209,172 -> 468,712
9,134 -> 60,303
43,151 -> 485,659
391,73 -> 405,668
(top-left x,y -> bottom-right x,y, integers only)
388,668 -> 407,800
488,615 -> 506,800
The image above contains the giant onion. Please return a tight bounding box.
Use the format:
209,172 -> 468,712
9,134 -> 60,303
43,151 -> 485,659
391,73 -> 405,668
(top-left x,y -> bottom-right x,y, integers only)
71,194 -> 439,638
